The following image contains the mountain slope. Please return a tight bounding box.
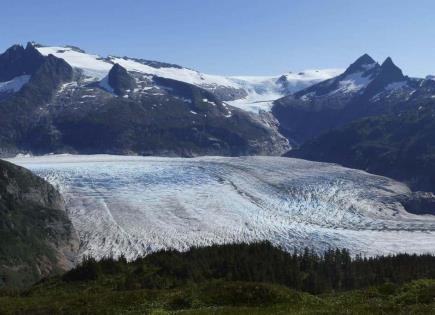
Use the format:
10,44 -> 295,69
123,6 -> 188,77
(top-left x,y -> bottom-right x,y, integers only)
0,159 -> 78,288
0,43 -> 289,156
51,72 -> 289,156
34,44 -> 341,111
288,103 -> 435,195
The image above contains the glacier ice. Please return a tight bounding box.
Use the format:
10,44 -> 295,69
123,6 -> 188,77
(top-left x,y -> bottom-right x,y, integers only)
8,154 -> 435,260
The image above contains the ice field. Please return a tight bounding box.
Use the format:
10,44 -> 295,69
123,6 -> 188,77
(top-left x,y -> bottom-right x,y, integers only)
9,154 -> 435,260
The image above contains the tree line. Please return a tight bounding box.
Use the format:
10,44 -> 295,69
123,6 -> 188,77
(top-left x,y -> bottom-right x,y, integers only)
64,241 -> 435,294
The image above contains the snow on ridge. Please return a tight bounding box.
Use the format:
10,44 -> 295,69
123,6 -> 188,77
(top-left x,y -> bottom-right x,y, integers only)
0,75 -> 31,93
35,45 -> 343,113
229,69 -> 343,83
37,46 -> 112,79
109,56 -> 238,88
35,45 -> 342,90
280,68 -> 343,82
226,69 -> 343,113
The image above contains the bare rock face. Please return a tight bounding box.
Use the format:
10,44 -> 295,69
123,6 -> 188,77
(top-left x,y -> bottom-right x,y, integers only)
108,63 -> 137,96
0,159 -> 79,288
401,192 -> 435,215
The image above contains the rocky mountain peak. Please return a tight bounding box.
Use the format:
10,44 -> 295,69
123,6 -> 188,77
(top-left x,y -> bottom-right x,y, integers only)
108,63 -> 136,96
0,42 -> 45,82
362,57 -> 406,96
379,56 -> 404,78
344,53 -> 378,75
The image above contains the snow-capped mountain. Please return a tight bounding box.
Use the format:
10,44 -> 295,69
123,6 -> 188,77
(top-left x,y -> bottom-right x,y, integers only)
272,53 -> 435,144
0,42 -> 46,99
226,69 -> 341,112
33,44 -> 341,112
0,42 -> 290,157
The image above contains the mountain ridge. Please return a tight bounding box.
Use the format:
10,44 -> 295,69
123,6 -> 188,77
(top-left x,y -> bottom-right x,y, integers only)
0,42 -> 290,157
272,53 -> 434,144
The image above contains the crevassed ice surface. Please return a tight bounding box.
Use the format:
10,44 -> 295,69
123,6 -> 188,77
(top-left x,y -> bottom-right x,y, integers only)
9,155 -> 435,260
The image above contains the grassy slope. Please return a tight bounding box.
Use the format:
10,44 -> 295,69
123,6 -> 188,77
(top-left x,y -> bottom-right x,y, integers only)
0,279 -> 434,314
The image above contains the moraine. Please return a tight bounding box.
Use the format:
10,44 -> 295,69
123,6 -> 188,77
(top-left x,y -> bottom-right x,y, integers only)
8,154 -> 435,260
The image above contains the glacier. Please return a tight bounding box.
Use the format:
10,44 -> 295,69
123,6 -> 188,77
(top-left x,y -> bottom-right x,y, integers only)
35,45 -> 342,113
8,154 -> 435,260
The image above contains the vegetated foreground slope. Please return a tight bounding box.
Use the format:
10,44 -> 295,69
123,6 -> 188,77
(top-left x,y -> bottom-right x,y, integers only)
1,242 -> 434,314
0,159 -> 78,289
8,154 -> 435,261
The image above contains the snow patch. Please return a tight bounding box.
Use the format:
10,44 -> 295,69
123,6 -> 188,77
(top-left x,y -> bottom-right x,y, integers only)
0,75 -> 31,93
334,71 -> 372,94
37,46 -> 112,79
110,57 -> 238,88
385,81 -> 408,91
99,75 -> 114,93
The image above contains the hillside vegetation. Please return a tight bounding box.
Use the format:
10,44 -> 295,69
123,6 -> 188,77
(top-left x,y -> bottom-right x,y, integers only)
290,103 -> 435,194
1,242 -> 434,314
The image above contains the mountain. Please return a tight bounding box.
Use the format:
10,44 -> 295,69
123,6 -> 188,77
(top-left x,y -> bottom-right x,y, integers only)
225,69 -> 342,112
0,42 -> 45,82
288,102 -> 435,196
0,42 -> 294,157
34,44 -> 342,112
0,158 -> 78,288
271,54 -> 432,144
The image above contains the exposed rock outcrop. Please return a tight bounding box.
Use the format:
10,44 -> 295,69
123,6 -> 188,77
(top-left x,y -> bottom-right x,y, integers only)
0,159 -> 79,288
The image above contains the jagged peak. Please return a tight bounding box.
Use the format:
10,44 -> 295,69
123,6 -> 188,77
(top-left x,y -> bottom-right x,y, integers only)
355,53 -> 376,65
344,54 -> 378,74
3,44 -> 25,54
28,41 -> 45,47
360,56 -> 406,97
110,63 -> 127,73
1,42 -> 43,58
107,63 -> 136,96
24,42 -> 44,57
381,56 -> 397,68
378,56 -> 404,80
25,41 -> 35,49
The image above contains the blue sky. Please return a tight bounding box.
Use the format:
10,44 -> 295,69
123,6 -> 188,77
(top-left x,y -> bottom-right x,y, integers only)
1,0 -> 435,76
